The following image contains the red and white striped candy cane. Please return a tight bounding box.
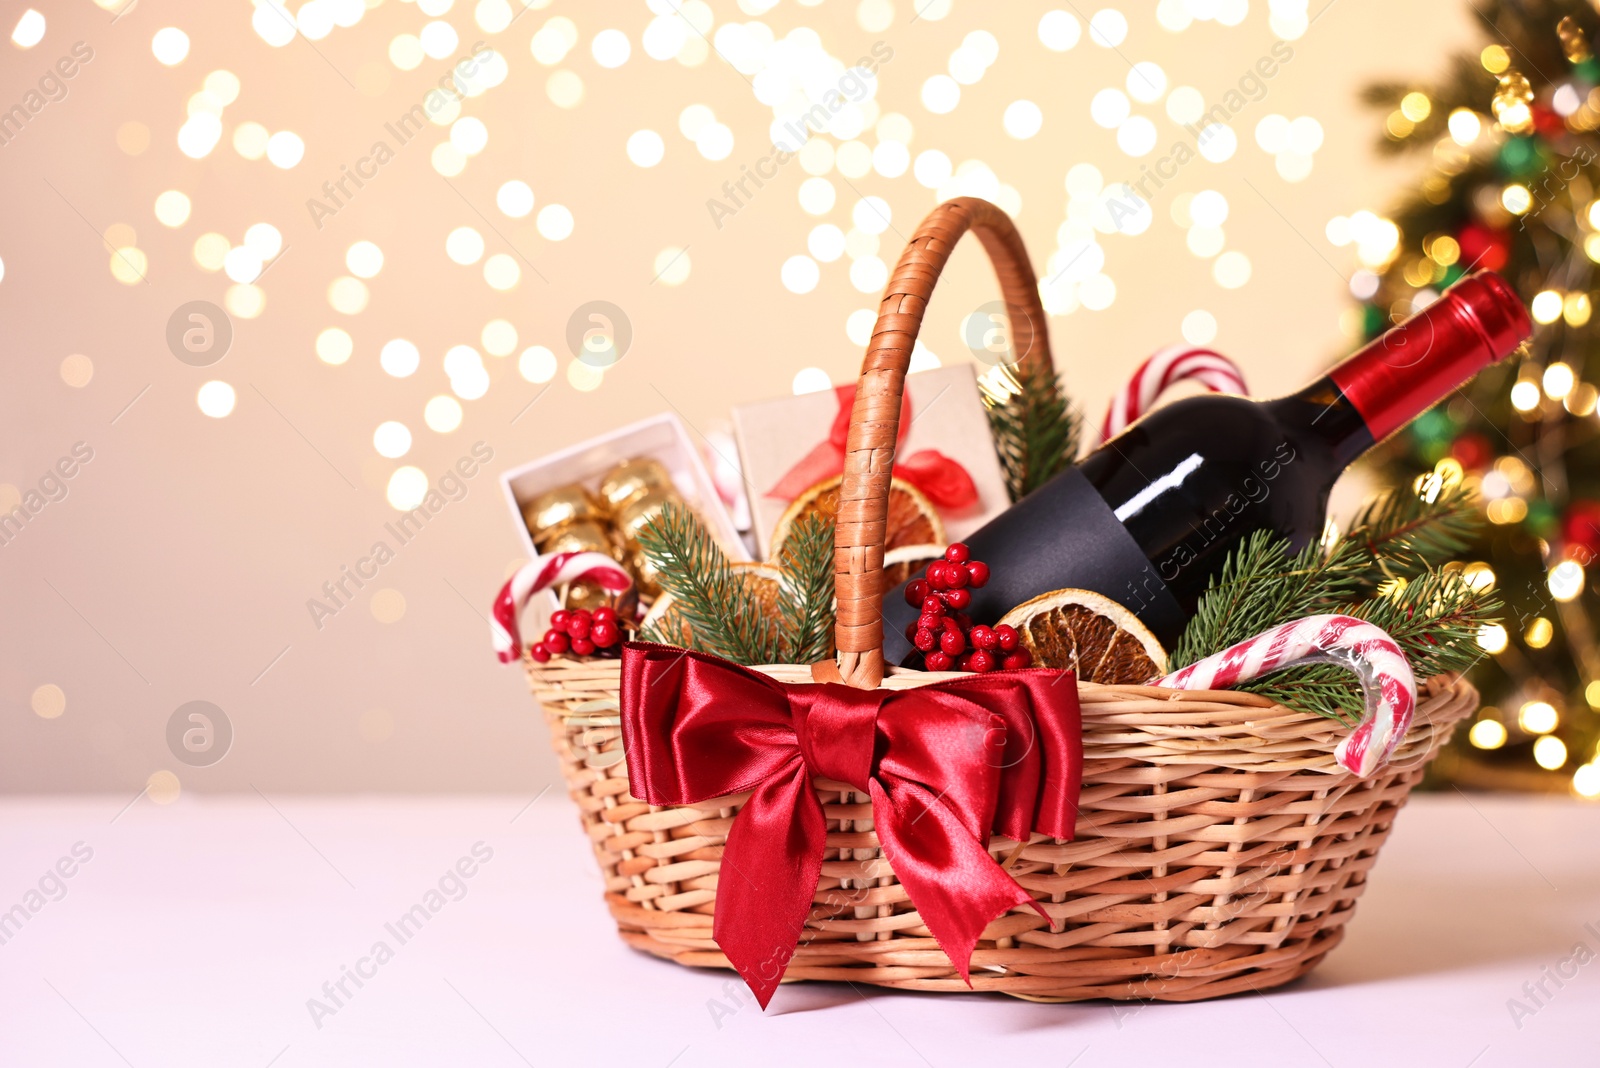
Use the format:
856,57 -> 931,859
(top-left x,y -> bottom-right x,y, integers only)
1152,614 -> 1417,778
491,551 -> 632,663
1100,345 -> 1249,442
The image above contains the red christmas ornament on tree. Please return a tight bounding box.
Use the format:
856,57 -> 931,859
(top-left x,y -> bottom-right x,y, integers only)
1531,103 -> 1565,140
1457,223 -> 1510,272
1449,431 -> 1494,471
1564,500 -> 1600,561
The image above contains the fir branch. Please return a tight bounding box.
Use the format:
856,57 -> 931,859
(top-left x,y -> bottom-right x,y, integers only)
636,608 -> 682,648
1169,531 -> 1365,669
635,502 -> 784,665
777,513 -> 836,663
1342,479 -> 1482,589
1241,568 -> 1501,722
983,364 -> 1080,502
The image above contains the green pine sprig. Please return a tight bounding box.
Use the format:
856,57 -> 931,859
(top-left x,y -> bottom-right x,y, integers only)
1170,485 -> 1500,723
777,513 -> 836,664
1242,568 -> 1501,722
1342,478 -> 1482,590
983,364 -> 1080,502
634,501 -> 784,664
1169,530 -> 1366,670
634,501 -> 837,666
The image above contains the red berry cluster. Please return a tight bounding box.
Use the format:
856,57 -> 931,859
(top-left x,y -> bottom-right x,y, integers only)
530,607 -> 623,662
903,543 -> 1031,673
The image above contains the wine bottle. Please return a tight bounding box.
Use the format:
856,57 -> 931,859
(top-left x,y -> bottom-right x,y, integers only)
881,270 -> 1532,664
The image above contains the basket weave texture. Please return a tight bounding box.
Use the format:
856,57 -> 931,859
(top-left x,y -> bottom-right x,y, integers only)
532,657 -> 1474,1000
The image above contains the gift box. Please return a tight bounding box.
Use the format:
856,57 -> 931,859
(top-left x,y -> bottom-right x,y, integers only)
732,365 -> 1011,559
499,412 -> 747,564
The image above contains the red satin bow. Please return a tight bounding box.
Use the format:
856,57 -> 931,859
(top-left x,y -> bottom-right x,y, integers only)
619,643 -> 1082,1008
765,383 -> 980,510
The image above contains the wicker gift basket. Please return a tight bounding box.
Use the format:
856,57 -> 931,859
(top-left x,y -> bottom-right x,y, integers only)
522,198 -> 1479,1001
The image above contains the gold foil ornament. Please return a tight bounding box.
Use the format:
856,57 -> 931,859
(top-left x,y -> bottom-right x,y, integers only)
523,485 -> 604,542
539,519 -> 616,557
614,488 -> 674,548
628,547 -> 663,599
598,457 -> 674,513
563,578 -> 636,617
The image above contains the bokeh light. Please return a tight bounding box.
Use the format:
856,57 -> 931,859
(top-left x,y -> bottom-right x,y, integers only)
152,27 -> 190,66
536,205 -> 574,240
154,190 -> 192,227
11,9 -> 45,49
653,247 -> 691,286
346,241 -> 384,278
792,367 -> 831,394
627,129 -> 665,167
197,380 -> 236,418
233,122 -> 270,159
387,466 -> 429,510
380,339 -> 421,378
781,255 -> 820,294
1003,100 -> 1043,139
373,421 -> 412,458
519,346 -> 557,383
483,254 -> 520,290
316,327 -> 353,365
266,131 -> 305,168
424,395 -> 463,432
592,28 -> 630,68
328,276 -> 369,315
481,319 -> 518,356
446,227 -> 486,265
1037,10 -> 1081,51
497,180 -> 535,217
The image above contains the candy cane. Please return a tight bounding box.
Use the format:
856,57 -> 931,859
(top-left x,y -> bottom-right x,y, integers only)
1152,614 -> 1417,778
491,551 -> 632,663
1101,345 -> 1249,441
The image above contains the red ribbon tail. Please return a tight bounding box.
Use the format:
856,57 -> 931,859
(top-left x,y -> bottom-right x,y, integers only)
869,780 -> 1038,987
712,769 -> 827,1010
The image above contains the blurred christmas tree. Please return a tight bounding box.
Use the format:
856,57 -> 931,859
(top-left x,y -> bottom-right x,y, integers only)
1342,0 -> 1600,793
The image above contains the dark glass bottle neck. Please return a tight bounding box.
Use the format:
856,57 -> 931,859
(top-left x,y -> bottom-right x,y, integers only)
1271,377 -> 1376,471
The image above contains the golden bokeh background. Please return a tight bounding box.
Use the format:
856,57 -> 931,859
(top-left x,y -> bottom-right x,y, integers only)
3,0 -> 1476,792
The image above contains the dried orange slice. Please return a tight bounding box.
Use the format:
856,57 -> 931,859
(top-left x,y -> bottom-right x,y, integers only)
771,475 -> 944,558
640,562 -> 785,647
997,588 -> 1168,684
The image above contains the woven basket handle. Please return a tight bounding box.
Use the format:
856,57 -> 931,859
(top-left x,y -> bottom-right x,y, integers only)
831,196 -> 1054,688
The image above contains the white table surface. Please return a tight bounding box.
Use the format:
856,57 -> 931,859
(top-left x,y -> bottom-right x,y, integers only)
1,792 -> 1595,1067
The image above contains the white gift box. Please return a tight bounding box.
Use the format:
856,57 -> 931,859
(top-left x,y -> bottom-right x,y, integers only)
499,412 -> 748,566
731,365 -> 1011,559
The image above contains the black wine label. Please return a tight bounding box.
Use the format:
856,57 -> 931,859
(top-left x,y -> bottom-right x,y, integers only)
881,466 -> 1188,665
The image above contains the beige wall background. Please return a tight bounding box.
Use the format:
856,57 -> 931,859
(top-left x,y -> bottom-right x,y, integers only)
2,0 -> 1477,794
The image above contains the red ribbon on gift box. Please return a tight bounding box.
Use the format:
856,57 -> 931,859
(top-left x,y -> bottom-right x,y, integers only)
619,643 -> 1083,1009
765,384 -> 979,510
